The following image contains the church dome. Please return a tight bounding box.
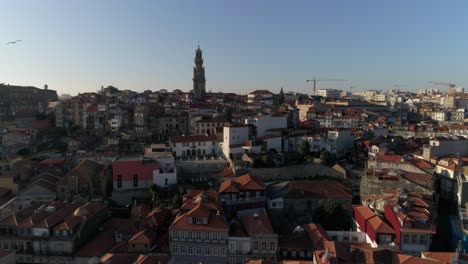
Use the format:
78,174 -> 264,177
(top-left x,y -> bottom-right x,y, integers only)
73,206 -> 89,217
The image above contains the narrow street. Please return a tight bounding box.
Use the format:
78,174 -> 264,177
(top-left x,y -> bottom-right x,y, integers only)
430,198 -> 455,252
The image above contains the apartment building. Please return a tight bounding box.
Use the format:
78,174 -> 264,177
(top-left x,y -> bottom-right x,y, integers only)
195,117 -> 230,135
219,174 -> 266,214
0,201 -> 108,264
169,191 -> 229,264
170,134 -> 219,158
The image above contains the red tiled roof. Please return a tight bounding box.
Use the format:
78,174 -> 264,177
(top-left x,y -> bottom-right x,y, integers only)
367,215 -> 395,234
170,201 -> 228,232
305,223 -> 331,249
395,254 -> 444,264
219,173 -> 265,193
38,158 -> 65,167
421,252 -> 468,263
240,212 -> 274,234
112,157 -> 158,182
74,218 -> 130,257
282,180 -> 352,200
129,227 -> 155,244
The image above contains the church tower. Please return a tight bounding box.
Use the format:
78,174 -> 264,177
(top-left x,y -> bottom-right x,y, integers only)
192,45 -> 206,100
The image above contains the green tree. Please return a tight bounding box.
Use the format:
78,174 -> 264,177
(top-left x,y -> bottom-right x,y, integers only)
149,184 -> 161,208
298,141 -> 311,157
313,201 -> 352,231
172,193 -> 183,209
260,155 -> 274,167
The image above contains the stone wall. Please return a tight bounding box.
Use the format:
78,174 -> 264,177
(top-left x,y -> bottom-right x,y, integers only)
245,163 -> 344,182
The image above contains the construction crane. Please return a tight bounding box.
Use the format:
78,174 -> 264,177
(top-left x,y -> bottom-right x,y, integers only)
429,81 -> 456,93
306,77 -> 347,96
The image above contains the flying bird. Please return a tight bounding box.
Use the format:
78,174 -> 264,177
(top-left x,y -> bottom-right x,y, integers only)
6,40 -> 22,45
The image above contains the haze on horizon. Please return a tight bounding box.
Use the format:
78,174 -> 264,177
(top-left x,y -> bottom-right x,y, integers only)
1,0 -> 468,95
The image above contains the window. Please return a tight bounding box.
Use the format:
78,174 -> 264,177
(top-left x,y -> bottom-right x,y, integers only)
133,174 -> 138,187
229,242 -> 236,252
180,245 -> 186,254
212,247 -> 218,256
419,234 -> 426,245
205,247 -> 210,256
220,247 -> 226,256
117,175 -> 122,188
242,242 -> 250,253
261,242 -> 267,251
172,245 -> 178,254
165,178 -> 168,187
254,242 -> 258,250
196,246 -> 202,255
196,232 -> 202,239
411,234 -> 417,244
403,234 -> 410,244
229,257 -> 236,264
270,242 -> 275,251
187,246 -> 193,255
196,217 -> 201,224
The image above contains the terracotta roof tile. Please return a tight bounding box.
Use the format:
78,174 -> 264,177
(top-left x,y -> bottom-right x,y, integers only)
219,173 -> 265,193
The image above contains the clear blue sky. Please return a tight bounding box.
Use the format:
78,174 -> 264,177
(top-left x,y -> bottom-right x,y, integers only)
1,0 -> 467,95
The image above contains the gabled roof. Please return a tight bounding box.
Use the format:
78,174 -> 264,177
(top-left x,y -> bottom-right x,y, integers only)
219,173 -> 265,193
304,223 -> 331,249
129,227 -> 155,244
367,215 -> 395,234
170,200 -> 228,232
240,212 -> 274,235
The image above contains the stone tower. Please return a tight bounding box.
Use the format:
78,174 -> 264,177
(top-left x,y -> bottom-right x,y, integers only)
192,45 -> 206,100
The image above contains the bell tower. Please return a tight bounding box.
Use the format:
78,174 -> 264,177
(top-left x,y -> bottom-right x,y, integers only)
192,45 -> 206,100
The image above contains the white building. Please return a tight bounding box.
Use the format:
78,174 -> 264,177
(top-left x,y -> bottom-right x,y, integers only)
429,110 -> 448,122
244,114 -> 287,138
223,124 -> 250,159
170,135 -> 219,158
247,90 -> 274,106
317,89 -> 342,98
325,129 -> 355,156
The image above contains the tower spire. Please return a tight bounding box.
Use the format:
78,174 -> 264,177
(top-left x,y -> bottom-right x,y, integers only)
192,45 -> 206,100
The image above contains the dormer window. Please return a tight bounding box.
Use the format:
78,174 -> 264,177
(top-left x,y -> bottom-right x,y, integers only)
202,218 -> 208,224
188,217 -> 193,224
196,217 -> 201,224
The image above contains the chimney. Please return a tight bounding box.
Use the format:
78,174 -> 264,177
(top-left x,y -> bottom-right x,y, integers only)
44,84 -> 48,90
